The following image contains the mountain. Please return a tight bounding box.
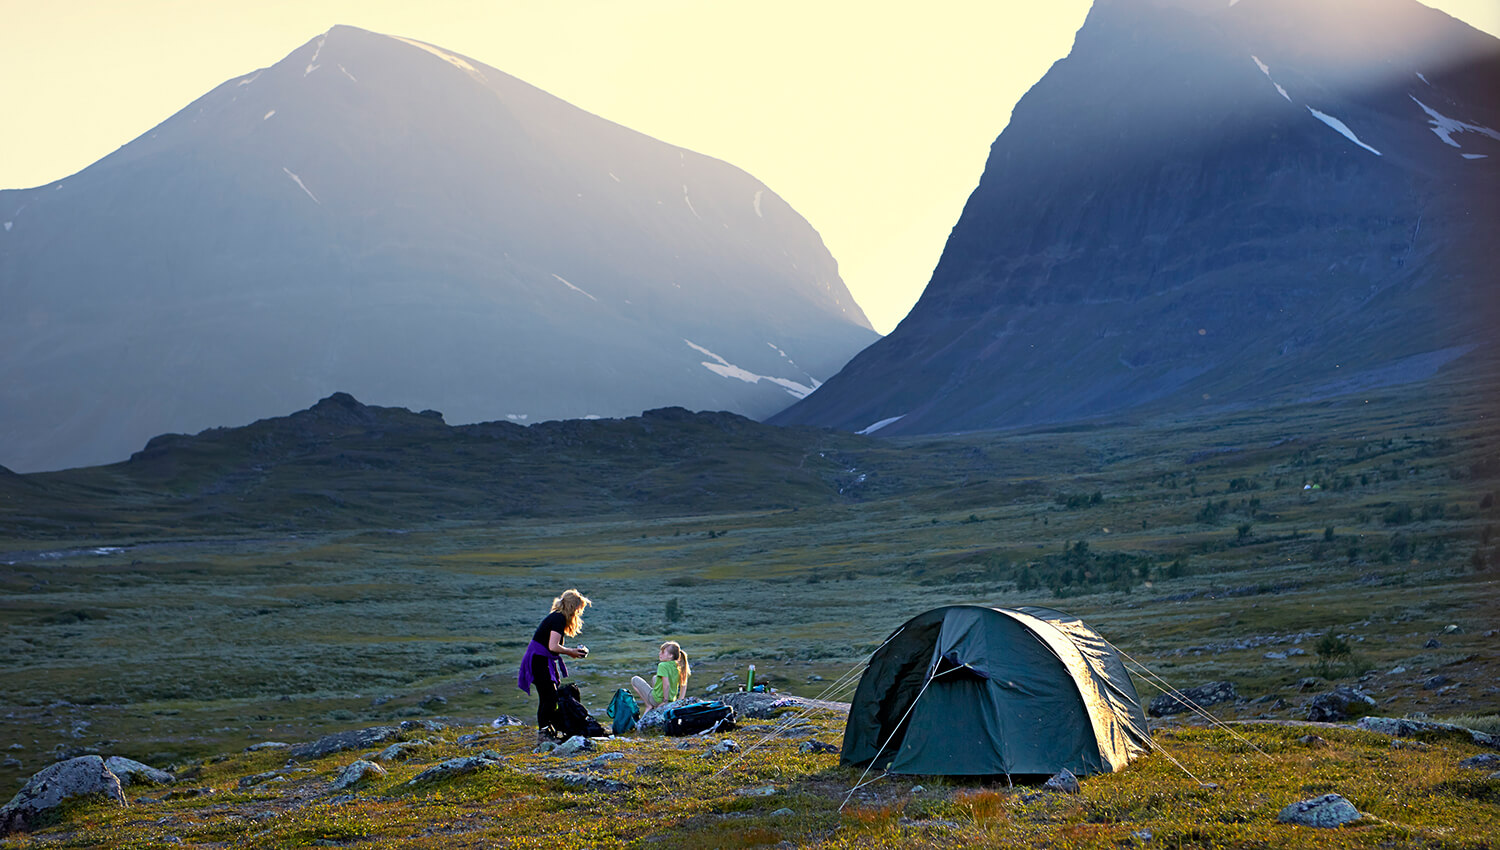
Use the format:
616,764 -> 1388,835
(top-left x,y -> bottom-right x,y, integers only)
0,25 -> 877,472
771,0 -> 1499,436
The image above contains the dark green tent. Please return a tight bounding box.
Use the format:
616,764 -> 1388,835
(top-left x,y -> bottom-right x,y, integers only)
841,605 -> 1152,777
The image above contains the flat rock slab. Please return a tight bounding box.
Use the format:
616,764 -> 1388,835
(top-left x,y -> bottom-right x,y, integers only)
717,692 -> 850,720
407,756 -> 501,785
289,726 -> 403,760
544,771 -> 630,793
1,755 -> 126,836
1277,794 -> 1362,828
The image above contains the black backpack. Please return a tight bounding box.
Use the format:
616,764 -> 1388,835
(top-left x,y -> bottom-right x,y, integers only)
554,683 -> 607,739
662,700 -> 737,736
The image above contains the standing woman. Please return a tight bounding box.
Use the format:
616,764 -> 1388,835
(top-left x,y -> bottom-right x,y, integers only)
518,589 -> 591,743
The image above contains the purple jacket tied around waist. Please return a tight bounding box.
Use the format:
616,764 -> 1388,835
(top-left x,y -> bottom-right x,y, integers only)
518,640 -> 567,694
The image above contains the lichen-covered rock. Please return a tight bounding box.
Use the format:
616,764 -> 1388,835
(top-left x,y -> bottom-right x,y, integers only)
799,740 -> 840,755
331,760 -> 387,791
1306,686 -> 1376,722
1148,681 -> 1238,717
375,741 -> 431,762
1459,753 -> 1500,770
407,755 -> 501,785
543,770 -> 629,793
103,756 -> 174,786
1276,794 -> 1362,828
1043,768 -> 1081,794
1,756 -> 126,836
289,726 -> 402,760
551,736 -> 595,757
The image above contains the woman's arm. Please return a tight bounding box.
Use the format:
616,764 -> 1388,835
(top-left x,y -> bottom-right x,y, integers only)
547,631 -> 585,658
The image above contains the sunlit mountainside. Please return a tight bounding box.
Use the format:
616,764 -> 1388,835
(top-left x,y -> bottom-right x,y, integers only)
0,25 -> 877,473
774,0 -> 1500,436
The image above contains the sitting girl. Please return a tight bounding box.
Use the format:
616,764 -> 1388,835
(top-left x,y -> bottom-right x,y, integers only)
630,640 -> 690,713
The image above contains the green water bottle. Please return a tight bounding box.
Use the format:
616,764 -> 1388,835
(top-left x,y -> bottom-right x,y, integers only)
746,664 -> 756,692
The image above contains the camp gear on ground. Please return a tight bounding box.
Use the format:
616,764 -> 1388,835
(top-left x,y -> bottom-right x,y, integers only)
607,687 -> 640,734
555,683 -> 607,739
747,664 -> 756,691
662,700 -> 737,736
842,605 -> 1151,777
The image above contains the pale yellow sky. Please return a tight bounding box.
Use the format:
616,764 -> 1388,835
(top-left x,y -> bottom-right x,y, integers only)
1,1 -> 1495,333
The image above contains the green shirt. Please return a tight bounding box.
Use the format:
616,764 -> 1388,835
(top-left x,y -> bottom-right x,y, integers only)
652,661 -> 680,703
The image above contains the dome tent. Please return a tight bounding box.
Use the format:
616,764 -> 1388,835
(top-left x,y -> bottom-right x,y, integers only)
841,605 -> 1152,777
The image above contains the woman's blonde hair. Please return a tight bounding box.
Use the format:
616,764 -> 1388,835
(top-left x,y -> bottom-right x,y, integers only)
551,589 -> 591,637
661,641 -> 690,699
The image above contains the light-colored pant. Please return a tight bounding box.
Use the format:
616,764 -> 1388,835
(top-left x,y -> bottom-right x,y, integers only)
629,675 -> 656,711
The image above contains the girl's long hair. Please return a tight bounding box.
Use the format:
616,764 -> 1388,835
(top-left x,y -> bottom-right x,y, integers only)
661,641 -> 690,699
551,589 -> 591,637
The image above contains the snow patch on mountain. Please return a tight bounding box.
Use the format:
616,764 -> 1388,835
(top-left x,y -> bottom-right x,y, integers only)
282,167 -> 321,204
1306,107 -> 1382,155
856,415 -> 905,435
1251,55 -> 1291,102
683,185 -> 700,218
1416,72 -> 1430,86
263,110 -> 276,120
550,274 -> 598,302
1464,153 -> 1490,160
1408,96 -> 1500,148
390,35 -> 485,82
683,340 -> 818,398
237,72 -> 260,87
305,35 -> 326,76
753,190 -> 764,218
3,222 -> 10,232
338,64 -> 357,83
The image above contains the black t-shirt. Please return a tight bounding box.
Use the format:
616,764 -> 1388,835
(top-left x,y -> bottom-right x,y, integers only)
533,611 -> 568,646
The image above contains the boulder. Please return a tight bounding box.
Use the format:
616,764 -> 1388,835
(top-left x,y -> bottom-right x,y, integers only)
1306,687 -> 1376,722
1148,681 -> 1238,717
1043,768 -> 1081,794
375,741 -> 431,762
1276,794 -> 1362,828
407,755 -> 501,785
0,756 -> 126,836
1459,754 -> 1500,770
331,760 -> 387,791
543,771 -> 629,793
799,740 -> 840,755
289,726 -> 402,760
551,736 -> 595,757
718,691 -> 845,720
103,756 -> 174,786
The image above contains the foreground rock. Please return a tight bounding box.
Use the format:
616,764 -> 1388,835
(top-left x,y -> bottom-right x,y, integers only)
1,756 -> 127,836
717,692 -> 849,720
103,756 -> 174,786
1277,794 -> 1362,828
331,760 -> 387,791
289,726 -> 404,760
1043,769 -> 1081,794
407,755 -> 502,785
1148,682 -> 1238,717
1306,687 -> 1376,722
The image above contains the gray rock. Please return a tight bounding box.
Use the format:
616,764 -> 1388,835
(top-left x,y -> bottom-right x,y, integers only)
734,785 -> 780,796
551,736 -> 595,757
1296,677 -> 1322,692
245,741 -> 290,752
1306,686 -> 1376,722
583,753 -> 625,770
1425,638 -> 1442,649
0,755 -> 127,836
771,807 -> 794,817
711,739 -> 740,754
238,771 -> 284,788
103,756 -> 174,786
635,699 -> 692,731
543,771 -> 629,793
375,741 -> 430,762
399,720 -> 446,733
331,760 -> 386,791
1148,681 -> 1238,717
1459,754 -> 1500,769
489,715 -> 523,728
1131,829 -> 1154,843
1422,675 -> 1450,690
1276,794 -> 1362,828
289,726 -> 403,760
407,755 -> 501,785
1043,768 -> 1081,794
1442,624 -> 1462,634
1298,735 -> 1328,748
799,740 -> 840,754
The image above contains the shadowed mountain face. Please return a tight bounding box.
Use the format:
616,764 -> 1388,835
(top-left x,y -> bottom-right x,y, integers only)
771,0 -> 1500,436
0,25 -> 876,472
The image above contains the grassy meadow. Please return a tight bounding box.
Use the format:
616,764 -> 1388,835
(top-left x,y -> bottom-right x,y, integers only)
1,370 -> 1498,847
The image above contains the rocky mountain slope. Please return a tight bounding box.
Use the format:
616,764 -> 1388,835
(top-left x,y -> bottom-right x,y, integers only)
771,0 -> 1499,436
0,25 -> 876,472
